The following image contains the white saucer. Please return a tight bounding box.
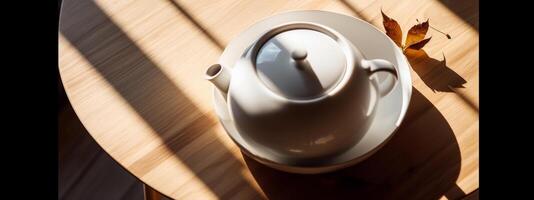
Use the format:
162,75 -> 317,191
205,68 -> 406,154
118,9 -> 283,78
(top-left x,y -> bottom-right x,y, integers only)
213,10 -> 412,174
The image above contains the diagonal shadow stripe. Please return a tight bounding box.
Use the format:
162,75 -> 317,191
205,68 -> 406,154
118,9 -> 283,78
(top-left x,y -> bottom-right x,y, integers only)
166,0 -> 225,50
437,0 -> 478,31
59,0 -> 262,199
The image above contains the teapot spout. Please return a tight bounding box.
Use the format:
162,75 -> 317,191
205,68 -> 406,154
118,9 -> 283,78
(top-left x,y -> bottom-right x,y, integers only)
205,64 -> 231,95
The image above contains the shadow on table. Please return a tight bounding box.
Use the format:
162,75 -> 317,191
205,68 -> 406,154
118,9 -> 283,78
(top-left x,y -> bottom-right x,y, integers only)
405,49 -> 466,93
59,0 -> 262,199
164,0 -> 225,50
243,88 -> 463,200
405,49 -> 478,112
437,0 -> 479,31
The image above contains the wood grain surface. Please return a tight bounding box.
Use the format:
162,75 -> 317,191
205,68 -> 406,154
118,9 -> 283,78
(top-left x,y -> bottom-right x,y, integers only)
58,0 -> 478,199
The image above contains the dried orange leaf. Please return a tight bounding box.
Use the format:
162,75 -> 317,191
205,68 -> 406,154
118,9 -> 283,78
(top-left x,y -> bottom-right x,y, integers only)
381,10 -> 403,48
405,37 -> 431,50
405,19 -> 429,47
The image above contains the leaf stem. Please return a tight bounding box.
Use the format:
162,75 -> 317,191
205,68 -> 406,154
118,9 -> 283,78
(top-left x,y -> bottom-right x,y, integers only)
416,19 -> 451,39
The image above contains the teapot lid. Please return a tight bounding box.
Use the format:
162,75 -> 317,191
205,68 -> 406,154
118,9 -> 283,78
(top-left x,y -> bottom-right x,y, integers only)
253,23 -> 350,100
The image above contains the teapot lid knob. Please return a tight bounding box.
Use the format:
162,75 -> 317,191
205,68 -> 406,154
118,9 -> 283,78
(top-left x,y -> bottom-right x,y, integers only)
291,49 -> 307,60
291,49 -> 308,70
253,23 -> 349,100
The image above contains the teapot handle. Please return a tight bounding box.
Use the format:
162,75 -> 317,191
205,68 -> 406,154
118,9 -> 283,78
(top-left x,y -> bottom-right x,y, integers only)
363,59 -> 398,97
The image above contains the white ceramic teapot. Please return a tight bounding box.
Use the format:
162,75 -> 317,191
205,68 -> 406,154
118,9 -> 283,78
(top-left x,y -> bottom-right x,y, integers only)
205,22 -> 398,162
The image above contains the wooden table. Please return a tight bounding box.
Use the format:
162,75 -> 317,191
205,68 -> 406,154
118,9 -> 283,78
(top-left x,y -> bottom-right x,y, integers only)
59,0 -> 478,199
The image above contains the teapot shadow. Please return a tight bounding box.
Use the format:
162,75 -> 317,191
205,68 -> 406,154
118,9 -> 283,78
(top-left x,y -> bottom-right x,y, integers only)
405,49 -> 466,92
242,88 -> 462,199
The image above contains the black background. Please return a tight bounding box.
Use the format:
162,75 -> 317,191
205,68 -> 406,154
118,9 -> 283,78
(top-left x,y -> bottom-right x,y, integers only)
480,1 -> 533,199
3,1 -> 59,198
